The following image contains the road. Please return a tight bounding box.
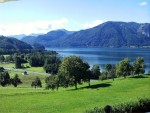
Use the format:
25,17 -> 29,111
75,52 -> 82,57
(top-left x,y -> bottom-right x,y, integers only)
4,68 -> 51,76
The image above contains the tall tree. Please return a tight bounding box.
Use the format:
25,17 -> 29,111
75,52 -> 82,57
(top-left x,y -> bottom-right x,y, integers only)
133,57 -> 146,76
43,56 -> 61,74
0,67 -> 4,72
14,57 -> 22,68
11,74 -> 22,87
116,58 -> 132,78
0,72 -> 11,86
0,55 -> 5,62
91,65 -> 101,79
31,76 -> 42,88
45,75 -> 59,90
105,64 -> 112,79
58,56 -> 90,89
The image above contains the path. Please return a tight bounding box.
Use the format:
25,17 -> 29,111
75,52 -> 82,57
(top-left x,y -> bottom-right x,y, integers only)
4,68 -> 51,76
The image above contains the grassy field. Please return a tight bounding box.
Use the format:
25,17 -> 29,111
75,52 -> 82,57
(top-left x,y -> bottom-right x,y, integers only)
0,63 -> 45,73
0,74 -> 150,113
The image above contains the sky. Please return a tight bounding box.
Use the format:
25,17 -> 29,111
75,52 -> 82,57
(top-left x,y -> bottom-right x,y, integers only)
0,0 -> 149,36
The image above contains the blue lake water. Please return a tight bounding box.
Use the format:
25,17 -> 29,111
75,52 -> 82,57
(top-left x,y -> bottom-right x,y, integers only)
47,48 -> 150,73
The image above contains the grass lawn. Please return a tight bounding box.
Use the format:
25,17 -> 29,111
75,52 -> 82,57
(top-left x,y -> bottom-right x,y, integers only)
0,75 -> 150,113
0,63 -> 45,73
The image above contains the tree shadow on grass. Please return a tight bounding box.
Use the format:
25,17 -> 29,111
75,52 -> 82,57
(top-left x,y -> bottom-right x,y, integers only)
130,75 -> 148,79
83,83 -> 112,89
67,83 -> 112,91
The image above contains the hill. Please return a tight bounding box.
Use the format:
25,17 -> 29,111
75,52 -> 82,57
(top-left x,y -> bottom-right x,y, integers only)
22,29 -> 74,46
0,36 -> 32,50
0,74 -> 150,113
60,21 -> 150,47
22,21 -> 150,48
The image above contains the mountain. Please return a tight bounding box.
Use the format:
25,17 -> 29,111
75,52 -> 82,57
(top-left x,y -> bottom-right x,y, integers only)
60,21 -> 150,48
29,33 -> 44,37
0,36 -> 33,50
22,29 -> 74,46
9,34 -> 27,40
22,21 -> 150,48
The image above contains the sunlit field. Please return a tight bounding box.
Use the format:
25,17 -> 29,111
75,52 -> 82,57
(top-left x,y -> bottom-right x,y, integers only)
0,74 -> 150,113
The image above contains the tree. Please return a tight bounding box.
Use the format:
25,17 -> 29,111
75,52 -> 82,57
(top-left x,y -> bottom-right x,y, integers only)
133,57 -> 146,76
101,71 -> 107,80
105,64 -> 112,79
0,72 -> 11,86
0,55 -> 5,62
5,55 -> 14,63
29,53 -> 45,67
91,65 -> 101,79
11,74 -> 22,87
116,58 -> 132,78
58,56 -> 90,89
43,56 -> 61,74
0,67 -> 4,72
31,77 -> 42,88
45,75 -> 59,90
14,57 -> 22,68
108,66 -> 116,81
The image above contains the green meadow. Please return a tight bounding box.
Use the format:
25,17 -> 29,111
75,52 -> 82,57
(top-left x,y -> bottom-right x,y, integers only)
0,73 -> 150,113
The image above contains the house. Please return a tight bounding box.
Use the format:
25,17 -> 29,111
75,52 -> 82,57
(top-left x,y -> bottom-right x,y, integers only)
22,71 -> 27,75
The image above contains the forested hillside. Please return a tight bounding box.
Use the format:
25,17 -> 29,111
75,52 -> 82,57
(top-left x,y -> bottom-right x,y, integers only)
21,21 -> 150,48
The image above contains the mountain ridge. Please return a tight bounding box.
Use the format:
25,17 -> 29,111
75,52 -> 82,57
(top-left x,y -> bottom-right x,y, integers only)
0,36 -> 33,50
21,21 -> 150,48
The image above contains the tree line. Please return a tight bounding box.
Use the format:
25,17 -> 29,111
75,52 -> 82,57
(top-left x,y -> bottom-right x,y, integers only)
32,56 -> 147,90
0,53 -> 147,90
0,68 -> 22,87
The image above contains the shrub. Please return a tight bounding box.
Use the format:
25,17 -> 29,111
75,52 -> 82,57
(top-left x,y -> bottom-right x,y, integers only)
85,98 -> 150,113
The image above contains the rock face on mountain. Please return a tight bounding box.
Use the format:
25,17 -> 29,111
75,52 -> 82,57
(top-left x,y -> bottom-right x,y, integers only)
22,21 -> 150,48
0,36 -> 32,50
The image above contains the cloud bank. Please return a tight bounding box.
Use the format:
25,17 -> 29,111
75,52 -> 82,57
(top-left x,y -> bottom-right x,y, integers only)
139,2 -> 147,6
0,18 -> 68,36
83,20 -> 103,29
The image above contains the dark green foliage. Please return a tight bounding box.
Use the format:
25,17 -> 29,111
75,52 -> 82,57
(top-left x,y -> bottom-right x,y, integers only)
58,56 -> 90,89
116,58 -> 132,78
29,53 -> 45,67
0,55 -> 5,62
14,57 -> 22,68
32,43 -> 45,50
148,70 -> 150,74
11,74 -> 22,87
31,77 -> 42,88
105,64 -> 116,80
91,65 -> 101,79
133,57 -> 146,75
85,98 -> 150,113
5,55 -> 14,62
0,36 -> 32,50
0,67 -> 4,72
43,56 -> 61,74
0,71 -> 11,87
45,75 -> 59,90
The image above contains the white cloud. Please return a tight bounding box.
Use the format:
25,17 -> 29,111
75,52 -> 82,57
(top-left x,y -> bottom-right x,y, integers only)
0,0 -> 18,3
139,2 -> 147,6
0,18 -> 69,36
82,20 -> 103,29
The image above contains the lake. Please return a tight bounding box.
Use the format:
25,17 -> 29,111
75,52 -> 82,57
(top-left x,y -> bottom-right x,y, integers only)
47,48 -> 150,73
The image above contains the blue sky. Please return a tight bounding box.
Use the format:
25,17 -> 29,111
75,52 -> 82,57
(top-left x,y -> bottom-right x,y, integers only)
0,0 -> 149,35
